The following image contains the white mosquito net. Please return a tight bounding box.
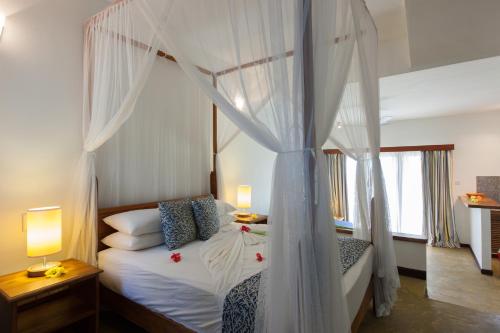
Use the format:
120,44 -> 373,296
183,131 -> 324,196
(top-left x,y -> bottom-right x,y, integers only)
69,0 -> 399,331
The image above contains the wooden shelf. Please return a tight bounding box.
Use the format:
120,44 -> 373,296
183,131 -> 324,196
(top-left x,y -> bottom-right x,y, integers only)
17,295 -> 95,333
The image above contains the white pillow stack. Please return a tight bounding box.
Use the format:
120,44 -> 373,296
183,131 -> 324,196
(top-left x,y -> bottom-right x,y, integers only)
215,199 -> 237,226
102,208 -> 163,251
101,200 -> 237,250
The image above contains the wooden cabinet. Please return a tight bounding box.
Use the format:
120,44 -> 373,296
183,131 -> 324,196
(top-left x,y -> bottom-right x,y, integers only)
491,210 -> 500,255
0,259 -> 102,333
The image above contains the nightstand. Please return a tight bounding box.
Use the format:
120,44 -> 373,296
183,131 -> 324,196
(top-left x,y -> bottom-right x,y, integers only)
0,259 -> 102,333
235,214 -> 268,224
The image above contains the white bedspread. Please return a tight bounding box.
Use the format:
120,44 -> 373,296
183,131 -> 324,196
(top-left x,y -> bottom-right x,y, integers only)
199,223 -> 267,296
98,223 -> 373,332
99,222 -> 266,333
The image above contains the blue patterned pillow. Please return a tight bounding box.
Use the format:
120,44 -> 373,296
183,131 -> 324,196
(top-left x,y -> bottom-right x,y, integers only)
191,195 -> 220,241
159,199 -> 197,250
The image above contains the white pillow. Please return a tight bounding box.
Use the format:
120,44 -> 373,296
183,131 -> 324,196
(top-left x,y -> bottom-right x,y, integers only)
220,213 -> 236,226
215,200 -> 236,217
102,232 -> 164,251
103,208 -> 161,236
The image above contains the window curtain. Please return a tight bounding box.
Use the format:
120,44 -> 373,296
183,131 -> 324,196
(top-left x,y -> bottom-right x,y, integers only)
328,0 -> 399,317
381,152 -> 424,236
68,1 -> 160,264
327,154 -> 349,221
422,150 -> 460,247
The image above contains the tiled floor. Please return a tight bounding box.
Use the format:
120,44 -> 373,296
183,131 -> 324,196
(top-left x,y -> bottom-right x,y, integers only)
359,276 -> 500,333
427,246 -> 500,315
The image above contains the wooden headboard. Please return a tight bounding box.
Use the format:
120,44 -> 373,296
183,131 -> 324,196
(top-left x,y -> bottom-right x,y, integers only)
97,194 -> 210,252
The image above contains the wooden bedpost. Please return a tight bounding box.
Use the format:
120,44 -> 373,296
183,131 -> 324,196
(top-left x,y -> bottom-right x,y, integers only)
210,75 -> 218,199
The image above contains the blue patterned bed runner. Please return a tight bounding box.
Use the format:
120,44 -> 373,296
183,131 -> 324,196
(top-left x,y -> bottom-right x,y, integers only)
222,237 -> 370,332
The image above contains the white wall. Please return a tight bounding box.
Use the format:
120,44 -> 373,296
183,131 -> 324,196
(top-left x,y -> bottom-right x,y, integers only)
469,208 -> 492,271
0,0 -> 108,274
394,240 -> 426,271
381,110 -> 500,244
219,110 -> 500,271
218,132 -> 276,214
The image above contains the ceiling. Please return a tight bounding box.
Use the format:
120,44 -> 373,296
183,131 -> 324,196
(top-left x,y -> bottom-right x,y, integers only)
365,0 -> 404,18
380,56 -> 500,121
2,0 -> 499,123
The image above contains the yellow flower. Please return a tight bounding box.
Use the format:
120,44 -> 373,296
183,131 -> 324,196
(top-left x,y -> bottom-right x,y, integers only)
45,266 -> 67,278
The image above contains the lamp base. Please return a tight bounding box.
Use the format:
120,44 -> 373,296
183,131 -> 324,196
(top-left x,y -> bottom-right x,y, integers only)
235,212 -> 252,218
27,261 -> 61,278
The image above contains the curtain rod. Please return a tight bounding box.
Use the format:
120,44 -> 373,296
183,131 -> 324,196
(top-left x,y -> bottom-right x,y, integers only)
324,144 -> 455,155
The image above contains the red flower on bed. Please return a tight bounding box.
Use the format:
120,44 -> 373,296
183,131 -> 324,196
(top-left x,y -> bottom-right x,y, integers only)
240,225 -> 251,233
170,252 -> 182,263
256,252 -> 264,262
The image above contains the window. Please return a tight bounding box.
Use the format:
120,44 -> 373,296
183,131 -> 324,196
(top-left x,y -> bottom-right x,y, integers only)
345,151 -> 424,236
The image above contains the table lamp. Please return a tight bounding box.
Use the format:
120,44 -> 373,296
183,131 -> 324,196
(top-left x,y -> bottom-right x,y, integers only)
26,206 -> 62,277
236,185 -> 252,218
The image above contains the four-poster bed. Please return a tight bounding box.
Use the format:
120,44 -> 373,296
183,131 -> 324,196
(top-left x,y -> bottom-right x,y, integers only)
69,0 -> 400,332
96,196 -> 376,333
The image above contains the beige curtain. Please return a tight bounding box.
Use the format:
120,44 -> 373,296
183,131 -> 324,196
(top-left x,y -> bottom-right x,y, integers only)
422,150 -> 460,247
327,153 -> 349,221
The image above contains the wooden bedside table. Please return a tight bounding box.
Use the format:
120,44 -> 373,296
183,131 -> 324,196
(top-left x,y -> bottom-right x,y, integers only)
0,259 -> 102,333
235,214 -> 267,224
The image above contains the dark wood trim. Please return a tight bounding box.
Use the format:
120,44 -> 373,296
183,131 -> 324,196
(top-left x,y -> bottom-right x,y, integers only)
393,234 -> 427,244
336,228 -> 353,235
102,278 -> 373,333
336,227 -> 427,244
397,266 -> 426,280
324,144 -> 455,155
210,76 -> 218,199
351,277 -> 374,333
101,285 -> 194,333
86,15 -> 212,76
466,245 -> 494,276
155,50 -> 211,76
215,50 -> 294,77
156,50 -> 177,63
380,144 -> 454,152
214,35 -> 350,77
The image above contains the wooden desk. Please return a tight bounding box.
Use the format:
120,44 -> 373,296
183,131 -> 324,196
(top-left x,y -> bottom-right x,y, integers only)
0,259 -> 102,333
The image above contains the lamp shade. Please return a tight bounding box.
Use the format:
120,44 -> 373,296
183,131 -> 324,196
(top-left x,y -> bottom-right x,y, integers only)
237,185 -> 252,209
26,206 -> 62,258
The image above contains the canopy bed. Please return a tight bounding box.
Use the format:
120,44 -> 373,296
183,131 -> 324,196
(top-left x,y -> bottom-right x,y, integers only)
96,197 -> 374,333
68,0 -> 399,332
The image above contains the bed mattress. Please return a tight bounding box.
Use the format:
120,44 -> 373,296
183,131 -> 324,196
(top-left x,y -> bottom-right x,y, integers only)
98,229 -> 373,332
